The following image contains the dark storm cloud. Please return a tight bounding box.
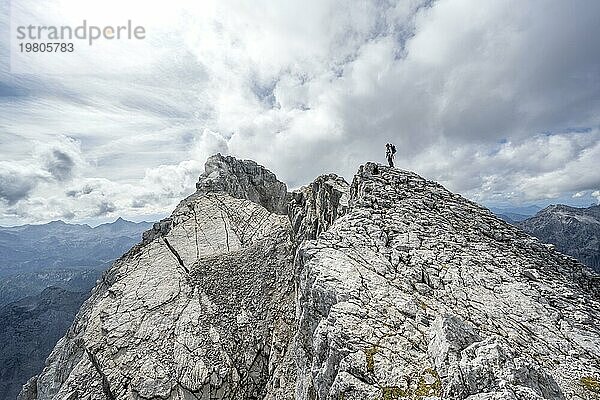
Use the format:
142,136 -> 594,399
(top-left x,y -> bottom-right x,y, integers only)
45,150 -> 76,181
0,172 -> 36,205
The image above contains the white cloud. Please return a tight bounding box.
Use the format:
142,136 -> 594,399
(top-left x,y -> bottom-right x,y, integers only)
408,130 -> 600,204
1,0 -> 600,224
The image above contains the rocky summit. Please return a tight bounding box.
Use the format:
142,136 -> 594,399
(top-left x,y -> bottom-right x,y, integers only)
19,154 -> 600,400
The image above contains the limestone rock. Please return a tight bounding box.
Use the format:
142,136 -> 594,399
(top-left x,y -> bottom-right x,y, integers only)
449,336 -> 563,400
196,153 -> 288,215
20,157 -> 600,400
294,162 -> 600,400
288,174 -> 349,241
143,154 -> 289,246
20,157 -> 295,400
428,314 -> 481,378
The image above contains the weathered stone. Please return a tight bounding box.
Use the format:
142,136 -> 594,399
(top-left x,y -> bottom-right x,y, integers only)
288,174 -> 349,241
448,336 -> 564,400
20,158 -> 600,400
196,153 -> 288,215
20,157 -> 295,400
294,162 -> 600,400
428,314 -> 481,378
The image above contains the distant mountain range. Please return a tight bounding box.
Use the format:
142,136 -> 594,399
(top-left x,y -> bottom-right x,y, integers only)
518,204 -> 600,272
489,204 -> 600,272
0,287 -> 88,400
0,267 -> 100,306
489,205 -> 543,223
0,218 -> 152,400
0,217 -> 153,278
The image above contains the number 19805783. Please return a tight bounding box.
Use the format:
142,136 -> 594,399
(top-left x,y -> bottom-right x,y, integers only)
19,42 -> 74,52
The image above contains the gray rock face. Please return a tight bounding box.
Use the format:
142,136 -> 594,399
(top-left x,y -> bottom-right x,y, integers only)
21,158 -> 600,400
142,153 -> 288,245
197,153 -> 289,215
19,156 -> 296,400
294,163 -> 599,400
288,174 -> 349,241
19,192 -> 294,400
519,205 -> 600,272
428,316 -> 563,399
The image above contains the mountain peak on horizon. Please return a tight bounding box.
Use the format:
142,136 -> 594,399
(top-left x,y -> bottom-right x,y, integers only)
47,219 -> 67,225
520,202 -> 600,272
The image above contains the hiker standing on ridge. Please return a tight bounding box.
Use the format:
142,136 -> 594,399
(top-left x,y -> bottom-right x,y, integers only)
386,143 -> 397,167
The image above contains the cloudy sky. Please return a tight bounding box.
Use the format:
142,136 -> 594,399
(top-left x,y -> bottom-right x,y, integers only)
1,0 -> 599,226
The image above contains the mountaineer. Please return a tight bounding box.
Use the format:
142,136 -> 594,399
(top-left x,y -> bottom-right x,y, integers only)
386,143 -> 396,167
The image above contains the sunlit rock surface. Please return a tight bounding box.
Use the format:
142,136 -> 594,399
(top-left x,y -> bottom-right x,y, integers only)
294,163 -> 599,400
21,157 -> 600,400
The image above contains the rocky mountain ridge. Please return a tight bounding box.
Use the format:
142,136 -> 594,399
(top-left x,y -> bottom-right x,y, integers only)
490,205 -> 543,224
19,154 -> 600,400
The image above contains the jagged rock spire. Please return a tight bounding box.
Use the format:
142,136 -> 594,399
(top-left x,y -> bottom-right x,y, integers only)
288,173 -> 349,241
196,153 -> 288,215
143,154 -> 289,244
